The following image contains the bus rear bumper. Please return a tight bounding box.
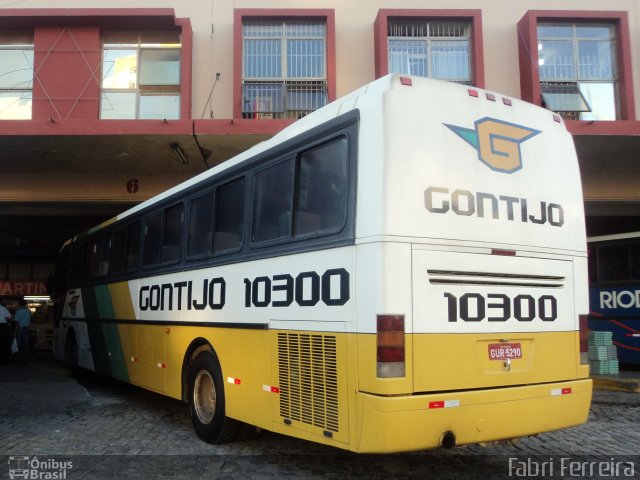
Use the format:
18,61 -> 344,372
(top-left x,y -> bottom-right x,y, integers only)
354,378 -> 592,453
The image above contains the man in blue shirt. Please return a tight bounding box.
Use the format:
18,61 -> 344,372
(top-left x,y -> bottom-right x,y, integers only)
14,299 -> 32,365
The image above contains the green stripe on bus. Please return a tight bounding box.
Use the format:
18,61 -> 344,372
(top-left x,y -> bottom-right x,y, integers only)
81,286 -> 129,382
95,284 -> 129,382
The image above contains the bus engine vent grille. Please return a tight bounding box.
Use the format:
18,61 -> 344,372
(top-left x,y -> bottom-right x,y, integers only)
277,333 -> 339,433
427,270 -> 565,288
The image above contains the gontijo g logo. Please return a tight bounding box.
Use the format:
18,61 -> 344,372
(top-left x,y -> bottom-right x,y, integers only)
445,117 -> 540,173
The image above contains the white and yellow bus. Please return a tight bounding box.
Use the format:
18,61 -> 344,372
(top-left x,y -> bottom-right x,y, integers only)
53,74 -> 592,453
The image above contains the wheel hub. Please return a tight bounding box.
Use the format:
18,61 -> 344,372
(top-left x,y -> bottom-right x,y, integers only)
193,369 -> 216,424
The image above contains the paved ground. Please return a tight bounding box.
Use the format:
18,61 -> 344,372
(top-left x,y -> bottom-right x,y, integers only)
1,354 -> 638,479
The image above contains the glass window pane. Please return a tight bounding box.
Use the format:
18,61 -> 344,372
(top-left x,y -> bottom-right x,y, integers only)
139,49 -> 180,85
537,25 -> 573,38
111,228 -> 127,273
287,39 -> 324,78
538,40 -> 575,81
575,25 -> 612,40
143,212 -> 163,266
578,82 -> 616,120
243,39 -> 281,78
431,40 -> 470,81
103,31 -> 139,47
243,22 -> 283,37
285,22 -> 325,37
100,92 -> 137,119
295,138 -> 348,236
188,191 -> 214,257
540,83 -> 590,112
162,204 -> 183,263
139,31 -> 181,47
102,49 -> 137,88
0,49 -> 33,89
213,178 -> 245,252
428,21 -> 468,38
242,83 -> 284,114
252,160 -> 294,243
578,40 -> 614,80
90,236 -> 110,278
139,95 -> 179,120
0,91 -> 31,119
286,82 -> 327,111
126,222 -> 141,271
388,40 -> 427,76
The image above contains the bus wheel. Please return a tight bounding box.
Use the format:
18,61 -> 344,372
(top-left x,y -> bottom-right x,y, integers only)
187,351 -> 241,443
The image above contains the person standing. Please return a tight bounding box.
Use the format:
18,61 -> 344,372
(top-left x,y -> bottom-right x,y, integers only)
14,299 -> 32,365
0,302 -> 12,363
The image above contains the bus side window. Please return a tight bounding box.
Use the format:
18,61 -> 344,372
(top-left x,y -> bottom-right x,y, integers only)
213,178 -> 245,253
252,159 -> 295,243
125,221 -> 141,271
90,235 -> 111,278
143,211 -> 163,266
143,204 -> 184,266
294,138 -> 348,236
187,191 -> 214,257
111,228 -> 127,274
162,203 -> 183,262
70,242 -> 88,285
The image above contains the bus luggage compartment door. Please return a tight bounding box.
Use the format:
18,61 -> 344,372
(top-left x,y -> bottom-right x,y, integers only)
411,248 -> 579,392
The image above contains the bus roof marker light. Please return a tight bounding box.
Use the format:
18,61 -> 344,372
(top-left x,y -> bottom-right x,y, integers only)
400,77 -> 412,86
486,93 -> 496,102
503,97 -> 512,106
553,114 -> 562,123
468,89 -> 479,98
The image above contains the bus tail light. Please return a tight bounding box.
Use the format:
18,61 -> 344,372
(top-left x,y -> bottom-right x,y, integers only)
377,314 -> 405,378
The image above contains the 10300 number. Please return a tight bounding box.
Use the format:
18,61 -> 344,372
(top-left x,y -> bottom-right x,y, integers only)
445,293 -> 557,322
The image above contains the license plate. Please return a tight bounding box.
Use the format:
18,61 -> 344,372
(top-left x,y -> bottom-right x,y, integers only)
488,343 -> 522,360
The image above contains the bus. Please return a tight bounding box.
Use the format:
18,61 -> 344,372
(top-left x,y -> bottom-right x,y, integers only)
588,231 -> 640,365
53,74 -> 592,453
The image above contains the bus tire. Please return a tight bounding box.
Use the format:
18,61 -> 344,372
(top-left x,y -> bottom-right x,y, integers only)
187,350 -> 241,444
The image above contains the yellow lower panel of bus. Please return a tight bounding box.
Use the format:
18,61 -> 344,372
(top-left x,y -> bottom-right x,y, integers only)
358,331 -> 585,395
354,378 -> 592,453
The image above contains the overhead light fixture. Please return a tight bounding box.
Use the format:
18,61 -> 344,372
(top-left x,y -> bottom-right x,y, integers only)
170,142 -> 189,165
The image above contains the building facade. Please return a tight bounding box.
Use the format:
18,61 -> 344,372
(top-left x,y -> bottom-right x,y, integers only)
0,0 -> 639,271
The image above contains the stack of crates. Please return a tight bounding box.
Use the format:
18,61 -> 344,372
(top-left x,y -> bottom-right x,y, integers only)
588,331 -> 619,375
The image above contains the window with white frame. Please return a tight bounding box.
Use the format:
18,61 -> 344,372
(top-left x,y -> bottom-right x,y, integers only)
387,20 -> 472,84
101,31 -> 181,120
537,23 -> 617,120
0,33 -> 34,120
242,20 -> 327,119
